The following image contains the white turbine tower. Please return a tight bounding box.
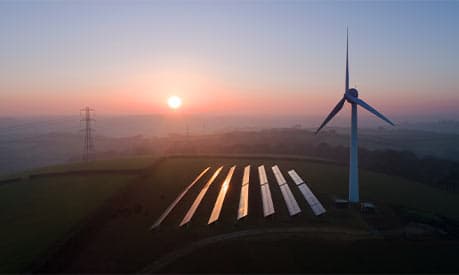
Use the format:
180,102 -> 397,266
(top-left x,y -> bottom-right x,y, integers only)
315,30 -> 395,203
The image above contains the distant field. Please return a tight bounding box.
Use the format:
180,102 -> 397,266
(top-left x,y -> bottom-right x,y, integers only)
0,156 -> 157,182
29,156 -> 157,174
0,173 -> 139,272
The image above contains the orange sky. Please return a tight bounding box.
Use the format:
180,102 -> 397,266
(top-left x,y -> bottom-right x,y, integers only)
0,2 -> 458,118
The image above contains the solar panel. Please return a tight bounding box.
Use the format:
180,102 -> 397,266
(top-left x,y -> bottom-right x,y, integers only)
208,166 -> 236,224
287,170 -> 304,186
260,184 -> 275,217
279,184 -> 302,216
150,167 -> 210,230
258,165 -> 268,186
258,165 -> 275,217
272,166 -> 301,216
288,169 -> 326,216
312,203 -> 326,216
237,165 -> 250,220
272,165 -> 287,186
180,166 -> 223,226
297,184 -> 326,215
242,165 -> 250,186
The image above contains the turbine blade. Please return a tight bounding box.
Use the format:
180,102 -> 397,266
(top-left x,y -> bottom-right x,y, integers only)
352,96 -> 395,126
345,28 -> 349,92
315,97 -> 346,134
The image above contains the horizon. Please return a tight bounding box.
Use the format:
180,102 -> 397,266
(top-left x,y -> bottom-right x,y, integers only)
1,112 -> 459,142
0,1 -> 458,118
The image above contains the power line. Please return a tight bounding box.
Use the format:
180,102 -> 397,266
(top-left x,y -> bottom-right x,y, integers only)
80,107 -> 95,162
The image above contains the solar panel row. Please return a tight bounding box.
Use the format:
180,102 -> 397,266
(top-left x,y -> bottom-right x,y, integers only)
288,169 -> 326,216
237,165 -> 250,220
179,166 -> 223,226
258,165 -> 275,217
208,166 -> 236,224
150,167 -> 211,230
272,165 -> 301,216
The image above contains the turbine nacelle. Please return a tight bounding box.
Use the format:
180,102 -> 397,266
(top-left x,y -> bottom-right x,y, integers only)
347,88 -> 359,98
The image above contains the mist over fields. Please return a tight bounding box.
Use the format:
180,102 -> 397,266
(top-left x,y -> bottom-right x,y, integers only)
1,114 -> 458,175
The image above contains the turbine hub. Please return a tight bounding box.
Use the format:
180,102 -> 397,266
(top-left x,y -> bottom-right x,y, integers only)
348,88 -> 359,98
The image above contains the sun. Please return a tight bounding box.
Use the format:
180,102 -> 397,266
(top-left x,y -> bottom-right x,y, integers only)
167,96 -> 182,110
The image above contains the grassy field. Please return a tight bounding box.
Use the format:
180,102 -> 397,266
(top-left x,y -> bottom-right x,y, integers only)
161,234 -> 459,273
29,156 -> 157,174
28,156 -> 158,174
3,155 -> 459,272
34,156 -> 459,273
0,173 -> 139,272
0,156 -> 157,181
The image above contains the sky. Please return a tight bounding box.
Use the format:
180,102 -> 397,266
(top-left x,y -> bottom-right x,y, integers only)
0,0 -> 458,120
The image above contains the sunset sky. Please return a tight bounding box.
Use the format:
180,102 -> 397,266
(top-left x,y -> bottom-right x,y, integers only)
0,1 -> 458,118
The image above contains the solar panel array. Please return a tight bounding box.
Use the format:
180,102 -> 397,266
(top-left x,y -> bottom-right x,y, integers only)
151,164 -> 326,229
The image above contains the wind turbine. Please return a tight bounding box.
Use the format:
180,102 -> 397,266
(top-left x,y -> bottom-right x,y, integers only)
315,30 -> 395,203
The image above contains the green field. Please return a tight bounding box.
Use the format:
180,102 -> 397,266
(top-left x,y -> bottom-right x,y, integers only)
0,156 -> 157,180
31,156 -> 157,173
2,155 -> 459,273
0,174 -> 139,272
